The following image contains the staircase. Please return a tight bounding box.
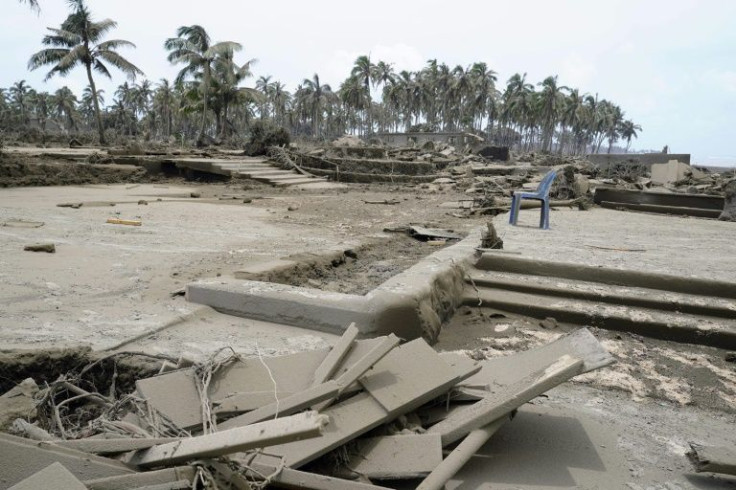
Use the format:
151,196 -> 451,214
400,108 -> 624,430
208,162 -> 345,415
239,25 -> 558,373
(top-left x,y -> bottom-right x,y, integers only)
210,158 -> 330,187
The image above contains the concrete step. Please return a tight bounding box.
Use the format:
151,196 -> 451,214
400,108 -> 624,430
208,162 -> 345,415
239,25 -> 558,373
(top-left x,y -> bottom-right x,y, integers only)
274,178 -> 328,187
467,270 -> 736,320
463,285 -> 736,349
237,170 -> 297,178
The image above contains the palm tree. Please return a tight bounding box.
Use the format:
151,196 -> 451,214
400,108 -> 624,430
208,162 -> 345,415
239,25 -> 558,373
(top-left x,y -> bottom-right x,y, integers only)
164,25 -> 242,144
28,0 -> 142,144
351,55 -> 376,133
9,80 -> 31,125
31,91 -> 51,131
209,47 -> 259,139
153,79 -> 175,138
53,86 -> 78,131
620,119 -> 642,152
300,74 -> 334,138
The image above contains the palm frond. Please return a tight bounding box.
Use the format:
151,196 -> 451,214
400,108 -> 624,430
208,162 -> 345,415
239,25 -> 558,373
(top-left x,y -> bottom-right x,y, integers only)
96,50 -> 144,79
42,28 -> 81,47
204,41 -> 242,59
27,48 -> 70,71
95,39 -> 136,51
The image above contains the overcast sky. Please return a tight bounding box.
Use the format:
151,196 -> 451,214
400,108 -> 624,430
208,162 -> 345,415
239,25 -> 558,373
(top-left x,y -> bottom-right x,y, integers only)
3,0 -> 735,165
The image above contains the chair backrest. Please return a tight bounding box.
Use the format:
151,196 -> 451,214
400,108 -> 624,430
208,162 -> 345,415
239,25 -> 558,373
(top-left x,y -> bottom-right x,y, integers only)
535,170 -> 558,196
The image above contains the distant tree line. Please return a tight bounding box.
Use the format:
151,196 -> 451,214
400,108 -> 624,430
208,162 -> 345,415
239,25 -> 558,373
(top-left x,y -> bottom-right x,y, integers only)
5,0 -> 641,153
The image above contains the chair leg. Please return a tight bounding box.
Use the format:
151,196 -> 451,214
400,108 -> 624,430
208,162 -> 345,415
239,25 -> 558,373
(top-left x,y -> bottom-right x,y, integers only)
541,199 -> 551,229
509,195 -> 518,225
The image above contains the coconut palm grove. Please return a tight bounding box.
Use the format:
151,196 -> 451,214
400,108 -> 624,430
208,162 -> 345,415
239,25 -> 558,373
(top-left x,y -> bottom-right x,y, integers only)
3,0 -> 641,152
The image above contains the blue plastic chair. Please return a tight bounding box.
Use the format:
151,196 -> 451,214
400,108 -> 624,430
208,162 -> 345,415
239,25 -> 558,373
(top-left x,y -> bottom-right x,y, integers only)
509,170 -> 558,229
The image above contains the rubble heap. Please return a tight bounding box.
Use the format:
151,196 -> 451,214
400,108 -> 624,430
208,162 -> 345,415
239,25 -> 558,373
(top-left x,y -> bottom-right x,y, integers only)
1,327 -> 613,489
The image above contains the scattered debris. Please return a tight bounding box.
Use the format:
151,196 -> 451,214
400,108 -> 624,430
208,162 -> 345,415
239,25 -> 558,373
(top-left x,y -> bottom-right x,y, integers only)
539,317 -> 559,330
57,203 -> 83,209
106,218 -> 142,226
137,200 -> 148,205
0,379 -> 39,430
719,179 -> 736,221
480,221 -> 503,249
190,192 -> 201,198
363,199 -> 401,205
687,444 -> 736,476
1,219 -> 45,228
0,327 -> 612,489
23,243 -> 55,253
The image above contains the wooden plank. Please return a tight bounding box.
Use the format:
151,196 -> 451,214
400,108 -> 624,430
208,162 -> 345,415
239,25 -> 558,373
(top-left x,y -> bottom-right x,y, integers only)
137,349 -> 328,430
54,437 -> 176,455
249,455 -> 393,490
347,434 -> 443,480
358,339 -> 459,416
126,411 -> 326,469
258,340 -> 464,469
416,418 -> 508,490
459,328 -> 614,391
312,323 -> 359,386
219,381 -> 340,430
312,335 -> 399,411
213,391 -> 296,416
84,467 -> 196,490
8,463 -> 87,490
428,355 -> 584,446
213,340 -> 383,417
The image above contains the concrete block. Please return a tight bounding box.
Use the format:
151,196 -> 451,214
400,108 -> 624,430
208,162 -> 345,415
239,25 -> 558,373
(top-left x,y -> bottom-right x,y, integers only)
651,160 -> 692,185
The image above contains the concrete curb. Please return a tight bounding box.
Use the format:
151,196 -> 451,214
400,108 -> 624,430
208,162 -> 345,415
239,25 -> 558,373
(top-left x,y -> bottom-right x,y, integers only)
186,229 -> 481,342
475,253 -> 736,300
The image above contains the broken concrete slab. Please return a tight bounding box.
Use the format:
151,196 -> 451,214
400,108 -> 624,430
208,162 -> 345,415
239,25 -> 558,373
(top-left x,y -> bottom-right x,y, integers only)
429,356 -> 584,446
8,462 -> 86,490
347,434 -> 443,479
687,444 -> 736,476
84,467 -> 196,490
126,411 -> 326,468
651,160 -> 702,185
0,378 -> 39,430
0,432 -> 134,487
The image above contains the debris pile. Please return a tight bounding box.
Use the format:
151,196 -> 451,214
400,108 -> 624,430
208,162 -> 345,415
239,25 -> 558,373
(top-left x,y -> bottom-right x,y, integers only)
1,327 -> 613,489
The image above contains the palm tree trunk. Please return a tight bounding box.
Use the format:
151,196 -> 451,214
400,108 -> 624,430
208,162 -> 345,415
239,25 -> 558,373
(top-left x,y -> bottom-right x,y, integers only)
85,63 -> 106,145
199,65 -> 210,142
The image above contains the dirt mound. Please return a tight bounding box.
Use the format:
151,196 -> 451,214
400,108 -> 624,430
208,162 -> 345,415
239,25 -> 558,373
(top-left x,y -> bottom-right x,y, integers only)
0,156 -> 149,187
